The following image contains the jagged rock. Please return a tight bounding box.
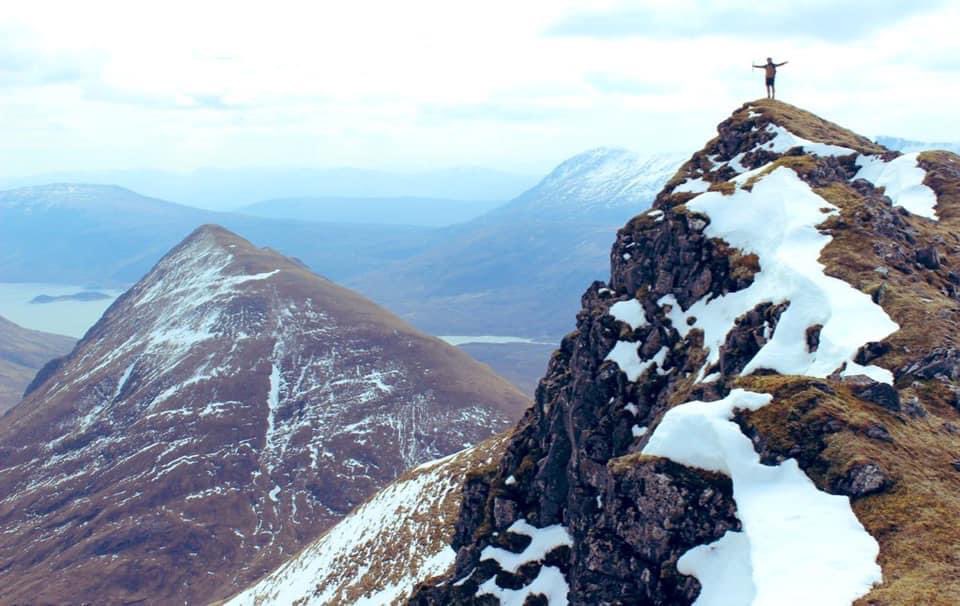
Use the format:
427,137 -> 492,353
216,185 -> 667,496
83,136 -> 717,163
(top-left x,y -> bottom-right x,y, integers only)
805,324 -> 823,353
899,347 -> 960,381
493,497 -> 519,530
834,462 -> 892,498
851,380 -> 901,412
864,422 -> 894,443
719,302 -> 789,375
903,396 -> 928,418
855,341 -> 892,365
916,246 -> 942,269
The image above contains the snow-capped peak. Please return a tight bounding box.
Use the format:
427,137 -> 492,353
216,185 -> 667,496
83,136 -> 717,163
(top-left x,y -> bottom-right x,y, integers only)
493,148 -> 686,220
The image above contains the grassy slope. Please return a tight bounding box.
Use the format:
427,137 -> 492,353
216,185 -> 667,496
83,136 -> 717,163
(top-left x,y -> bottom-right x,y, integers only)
0,315 -> 74,414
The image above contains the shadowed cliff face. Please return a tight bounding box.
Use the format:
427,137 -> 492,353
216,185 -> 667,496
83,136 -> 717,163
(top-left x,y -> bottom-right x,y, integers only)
408,100 -> 960,605
0,225 -> 530,605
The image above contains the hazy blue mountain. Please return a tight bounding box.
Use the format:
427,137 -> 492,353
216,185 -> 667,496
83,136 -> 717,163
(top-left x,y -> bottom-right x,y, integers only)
347,149 -> 685,338
875,136 -> 960,154
0,184 -> 439,286
240,196 -> 505,227
0,166 -> 538,211
0,147 -> 685,343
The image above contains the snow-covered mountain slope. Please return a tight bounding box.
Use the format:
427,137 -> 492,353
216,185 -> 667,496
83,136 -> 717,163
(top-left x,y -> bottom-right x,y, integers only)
875,136 -> 960,155
0,225 -> 529,605
487,148 -> 684,221
0,315 -> 74,414
228,434 -> 508,606
409,100 -> 960,605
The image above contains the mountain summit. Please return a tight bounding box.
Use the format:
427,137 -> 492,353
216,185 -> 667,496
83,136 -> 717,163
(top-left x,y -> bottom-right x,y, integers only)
397,100 -> 960,605
0,225 -> 529,604
486,148 -> 683,221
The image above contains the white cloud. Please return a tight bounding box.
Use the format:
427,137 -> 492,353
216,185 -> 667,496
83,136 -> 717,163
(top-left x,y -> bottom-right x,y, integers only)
0,0 -> 958,177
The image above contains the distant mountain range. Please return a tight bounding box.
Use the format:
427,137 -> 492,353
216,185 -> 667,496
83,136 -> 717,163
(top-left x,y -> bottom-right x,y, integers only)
0,166 -> 538,211
875,136 -> 960,154
346,149 -> 685,338
239,195 -> 505,227
0,183 -> 442,286
0,225 -> 528,604
0,148 -> 684,370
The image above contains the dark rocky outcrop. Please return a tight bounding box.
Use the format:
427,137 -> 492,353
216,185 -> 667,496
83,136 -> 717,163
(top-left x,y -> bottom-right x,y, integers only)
852,379 -> 902,412
409,100 -> 960,605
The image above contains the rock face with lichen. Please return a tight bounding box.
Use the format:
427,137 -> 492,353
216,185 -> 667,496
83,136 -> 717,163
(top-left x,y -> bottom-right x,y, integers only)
407,100 -> 960,605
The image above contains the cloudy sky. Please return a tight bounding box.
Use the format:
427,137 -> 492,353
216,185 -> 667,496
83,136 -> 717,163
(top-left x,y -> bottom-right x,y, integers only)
1,0 -> 957,177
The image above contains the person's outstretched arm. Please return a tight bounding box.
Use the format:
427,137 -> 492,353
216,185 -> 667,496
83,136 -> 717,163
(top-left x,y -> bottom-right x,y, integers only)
752,64 -> 765,68
776,61 -> 789,67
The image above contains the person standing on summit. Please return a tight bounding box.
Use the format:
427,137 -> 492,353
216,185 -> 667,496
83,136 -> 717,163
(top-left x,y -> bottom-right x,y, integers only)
753,57 -> 788,100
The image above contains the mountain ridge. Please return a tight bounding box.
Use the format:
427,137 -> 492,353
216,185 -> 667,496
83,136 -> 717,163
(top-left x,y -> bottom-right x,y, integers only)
400,99 -> 960,605
0,224 -> 529,605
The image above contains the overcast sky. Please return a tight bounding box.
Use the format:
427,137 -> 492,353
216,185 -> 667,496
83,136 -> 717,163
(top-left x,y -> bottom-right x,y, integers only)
1,0 -> 957,176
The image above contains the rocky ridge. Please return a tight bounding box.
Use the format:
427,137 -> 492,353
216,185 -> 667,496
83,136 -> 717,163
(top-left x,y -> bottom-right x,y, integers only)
0,225 -> 529,605
407,100 -> 960,605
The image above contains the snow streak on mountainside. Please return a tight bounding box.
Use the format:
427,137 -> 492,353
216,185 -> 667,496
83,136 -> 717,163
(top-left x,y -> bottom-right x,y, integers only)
0,226 -> 529,605
229,435 -> 508,606
409,101 -> 960,605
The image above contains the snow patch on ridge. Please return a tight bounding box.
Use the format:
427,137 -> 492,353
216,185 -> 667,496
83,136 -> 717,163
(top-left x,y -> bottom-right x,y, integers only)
479,520 -> 573,573
605,342 -> 664,381
675,177 -> 712,194
855,153 -> 939,220
759,124 -> 856,158
477,566 -> 570,606
670,167 -> 898,383
717,124 -> 855,177
477,519 -> 573,605
608,299 -> 647,330
643,389 -> 881,605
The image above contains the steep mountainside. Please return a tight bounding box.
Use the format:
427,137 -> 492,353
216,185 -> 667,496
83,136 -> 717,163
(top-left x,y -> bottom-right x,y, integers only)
0,183 -> 438,285
0,315 -> 74,414
228,434 -> 509,606
0,225 -> 529,605
349,150 -> 684,339
408,100 -> 960,605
